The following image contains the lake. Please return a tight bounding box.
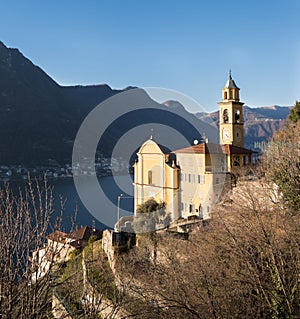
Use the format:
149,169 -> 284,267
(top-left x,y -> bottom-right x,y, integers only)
0,175 -> 134,232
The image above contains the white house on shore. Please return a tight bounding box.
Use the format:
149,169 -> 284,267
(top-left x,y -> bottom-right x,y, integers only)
31,226 -> 101,282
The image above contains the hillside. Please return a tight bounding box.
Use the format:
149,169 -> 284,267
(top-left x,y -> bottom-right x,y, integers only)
0,41 -> 125,165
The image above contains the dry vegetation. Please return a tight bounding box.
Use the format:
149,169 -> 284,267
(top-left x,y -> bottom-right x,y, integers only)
114,119 -> 300,319
0,178 -> 64,318
0,113 -> 299,318
116,177 -> 300,318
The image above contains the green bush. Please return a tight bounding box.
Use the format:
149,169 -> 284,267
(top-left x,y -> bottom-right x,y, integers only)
68,248 -> 81,260
88,234 -> 100,245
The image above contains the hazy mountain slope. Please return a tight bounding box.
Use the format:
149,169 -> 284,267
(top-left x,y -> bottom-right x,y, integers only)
0,41 -> 215,165
195,105 -> 290,148
0,41 -> 122,165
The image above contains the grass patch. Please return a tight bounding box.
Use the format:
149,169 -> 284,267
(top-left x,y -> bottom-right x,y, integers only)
85,239 -> 120,302
56,253 -> 85,318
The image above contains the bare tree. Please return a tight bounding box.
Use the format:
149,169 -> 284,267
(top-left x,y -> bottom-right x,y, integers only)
0,178 -> 66,318
115,178 -> 300,319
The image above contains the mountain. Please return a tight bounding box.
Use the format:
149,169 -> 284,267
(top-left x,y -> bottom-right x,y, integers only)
0,41 -> 290,165
195,105 -> 291,149
0,41 -> 216,166
0,41 -> 124,165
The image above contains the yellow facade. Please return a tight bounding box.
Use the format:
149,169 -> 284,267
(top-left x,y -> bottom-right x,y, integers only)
175,149 -> 228,219
133,138 -> 180,220
133,73 -> 254,221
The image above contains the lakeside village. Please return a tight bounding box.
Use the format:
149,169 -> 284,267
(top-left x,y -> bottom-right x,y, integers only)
0,76 -> 271,183
0,156 -> 130,181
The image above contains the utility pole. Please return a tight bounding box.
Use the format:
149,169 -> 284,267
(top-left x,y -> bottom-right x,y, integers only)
117,194 -> 123,232
116,194 -> 133,232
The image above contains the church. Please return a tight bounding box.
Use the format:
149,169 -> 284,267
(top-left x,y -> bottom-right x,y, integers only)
133,73 -> 255,221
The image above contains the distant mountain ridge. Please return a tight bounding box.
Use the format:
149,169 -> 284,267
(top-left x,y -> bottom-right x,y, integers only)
195,105 -> 291,149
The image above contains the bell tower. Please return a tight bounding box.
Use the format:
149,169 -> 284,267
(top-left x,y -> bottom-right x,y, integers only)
218,71 -> 244,147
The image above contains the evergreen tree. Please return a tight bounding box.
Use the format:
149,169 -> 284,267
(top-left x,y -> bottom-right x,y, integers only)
289,100 -> 300,123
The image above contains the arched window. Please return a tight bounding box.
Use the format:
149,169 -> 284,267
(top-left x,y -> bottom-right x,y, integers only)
234,110 -> 240,123
148,170 -> 152,184
224,91 -> 228,100
198,204 -> 203,217
223,109 -> 229,123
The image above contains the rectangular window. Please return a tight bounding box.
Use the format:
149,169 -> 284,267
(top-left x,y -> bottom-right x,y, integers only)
207,206 -> 210,213
148,170 -> 152,184
215,177 -> 219,185
198,175 -> 205,184
188,174 -> 191,183
189,204 -> 194,213
191,174 -> 195,183
221,156 -> 226,171
180,173 -> 184,182
181,202 -> 184,211
199,204 -> 203,217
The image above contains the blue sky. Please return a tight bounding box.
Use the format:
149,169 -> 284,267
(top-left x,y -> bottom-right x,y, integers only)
0,0 -> 299,112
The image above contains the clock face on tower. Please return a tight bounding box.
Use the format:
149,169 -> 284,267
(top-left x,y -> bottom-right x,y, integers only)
222,128 -> 231,142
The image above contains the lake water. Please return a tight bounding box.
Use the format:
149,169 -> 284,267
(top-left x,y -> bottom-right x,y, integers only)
0,175 -> 134,231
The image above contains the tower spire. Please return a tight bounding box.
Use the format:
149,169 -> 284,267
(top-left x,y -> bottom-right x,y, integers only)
219,72 -> 244,147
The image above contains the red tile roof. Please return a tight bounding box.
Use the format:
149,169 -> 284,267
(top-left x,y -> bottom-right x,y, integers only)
222,144 -> 256,155
173,142 -> 256,155
173,143 -> 220,154
69,226 -> 102,241
46,226 -> 102,247
47,230 -> 68,243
